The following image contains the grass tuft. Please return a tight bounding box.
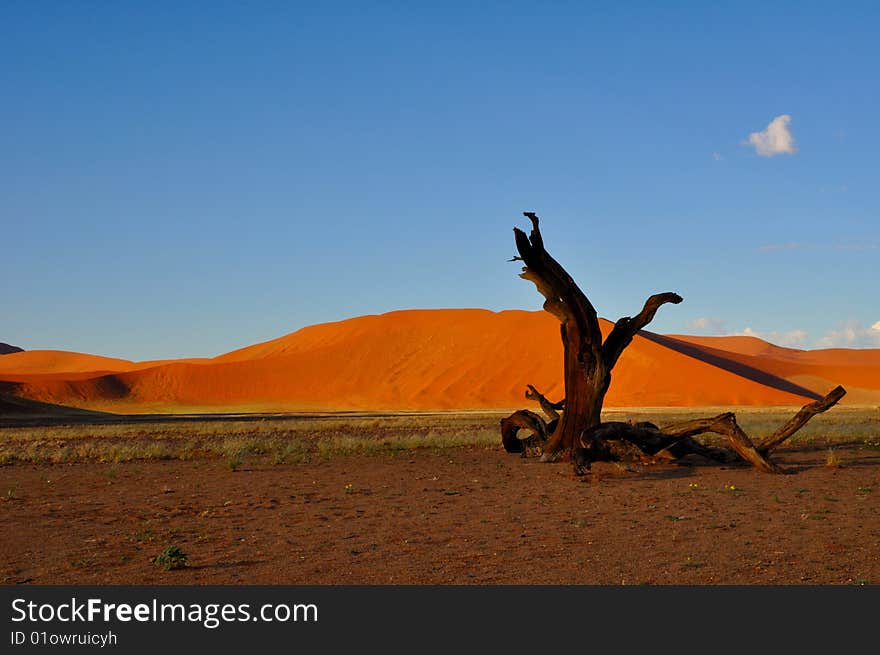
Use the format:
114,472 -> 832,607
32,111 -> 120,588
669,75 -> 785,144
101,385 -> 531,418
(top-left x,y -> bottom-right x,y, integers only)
825,448 -> 843,469
153,545 -> 188,571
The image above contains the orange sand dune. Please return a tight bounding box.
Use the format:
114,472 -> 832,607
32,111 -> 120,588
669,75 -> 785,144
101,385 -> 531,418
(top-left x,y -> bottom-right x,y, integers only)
0,350 -> 138,375
669,334 -> 880,367
664,334 -> 880,403
665,335 -> 802,360
2,309 -> 833,412
0,350 -> 212,376
0,391 -> 112,419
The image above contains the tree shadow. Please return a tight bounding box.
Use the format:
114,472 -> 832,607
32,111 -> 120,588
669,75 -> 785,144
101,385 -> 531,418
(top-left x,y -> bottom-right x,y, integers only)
638,331 -> 822,401
589,462 -> 697,481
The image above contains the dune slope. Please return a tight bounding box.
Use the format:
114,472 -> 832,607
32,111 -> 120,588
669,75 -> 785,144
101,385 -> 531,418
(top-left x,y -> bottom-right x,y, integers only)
667,334 -> 880,404
0,350 -> 213,377
1,309 -> 838,412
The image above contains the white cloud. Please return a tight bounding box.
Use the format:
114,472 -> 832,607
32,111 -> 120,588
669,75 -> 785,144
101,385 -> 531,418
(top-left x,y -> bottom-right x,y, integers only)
685,320 -> 808,348
746,114 -> 797,157
815,321 -> 880,348
684,317 -> 727,334
712,152 -> 724,161
685,319 -> 880,349
733,327 -> 809,348
778,330 -> 809,347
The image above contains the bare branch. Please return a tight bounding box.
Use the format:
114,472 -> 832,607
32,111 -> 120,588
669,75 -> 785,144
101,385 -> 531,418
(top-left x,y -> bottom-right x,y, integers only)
512,213 -> 603,349
522,211 -> 544,252
758,385 -> 847,455
525,384 -> 565,421
500,410 -> 550,456
660,413 -> 783,473
603,292 -> 683,369
519,269 -> 572,321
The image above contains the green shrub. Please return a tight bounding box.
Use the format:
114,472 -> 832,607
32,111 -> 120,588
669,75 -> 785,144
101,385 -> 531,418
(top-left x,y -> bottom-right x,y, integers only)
153,545 -> 188,571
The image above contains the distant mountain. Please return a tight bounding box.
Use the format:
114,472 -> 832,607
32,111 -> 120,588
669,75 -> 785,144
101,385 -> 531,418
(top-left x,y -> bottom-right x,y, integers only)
0,343 -> 23,355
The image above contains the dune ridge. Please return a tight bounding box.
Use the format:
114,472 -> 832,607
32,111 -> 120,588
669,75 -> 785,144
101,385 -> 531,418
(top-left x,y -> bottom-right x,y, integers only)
0,350 -> 213,376
665,333 -> 880,405
2,309 -> 877,412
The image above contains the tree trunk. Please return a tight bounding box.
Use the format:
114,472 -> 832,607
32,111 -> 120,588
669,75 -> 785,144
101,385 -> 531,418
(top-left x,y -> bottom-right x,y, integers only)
502,212 -> 847,474
511,212 -> 680,461
542,322 -> 608,458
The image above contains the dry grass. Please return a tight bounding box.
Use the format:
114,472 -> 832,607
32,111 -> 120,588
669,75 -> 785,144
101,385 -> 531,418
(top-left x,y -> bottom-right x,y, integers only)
0,407 -> 876,467
0,413 -> 502,466
602,405 -> 879,447
825,447 -> 843,468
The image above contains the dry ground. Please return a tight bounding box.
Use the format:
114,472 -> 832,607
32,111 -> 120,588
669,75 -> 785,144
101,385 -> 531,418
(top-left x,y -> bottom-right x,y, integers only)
1,409 -> 879,585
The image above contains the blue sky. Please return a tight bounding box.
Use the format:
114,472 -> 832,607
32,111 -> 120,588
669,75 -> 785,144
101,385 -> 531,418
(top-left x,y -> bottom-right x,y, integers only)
3,1 -> 878,359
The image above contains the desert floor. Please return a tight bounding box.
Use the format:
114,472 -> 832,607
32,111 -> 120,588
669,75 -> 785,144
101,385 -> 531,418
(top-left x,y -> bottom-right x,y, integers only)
2,412 -> 879,585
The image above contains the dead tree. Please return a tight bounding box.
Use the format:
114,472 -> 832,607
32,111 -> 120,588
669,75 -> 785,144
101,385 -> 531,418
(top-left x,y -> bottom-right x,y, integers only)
501,212 -> 846,473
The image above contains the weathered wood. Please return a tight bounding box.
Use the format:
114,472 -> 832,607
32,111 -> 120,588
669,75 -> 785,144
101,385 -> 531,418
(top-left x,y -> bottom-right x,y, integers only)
572,420 -> 732,474
524,384 -> 564,422
569,415 -> 775,474
758,385 -> 847,455
659,413 -> 782,473
502,212 -> 847,475
603,292 -> 683,369
652,436 -> 733,463
500,409 -> 549,455
512,213 -> 680,460
565,391 -> 850,474
580,421 -> 680,455
514,213 -> 605,459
